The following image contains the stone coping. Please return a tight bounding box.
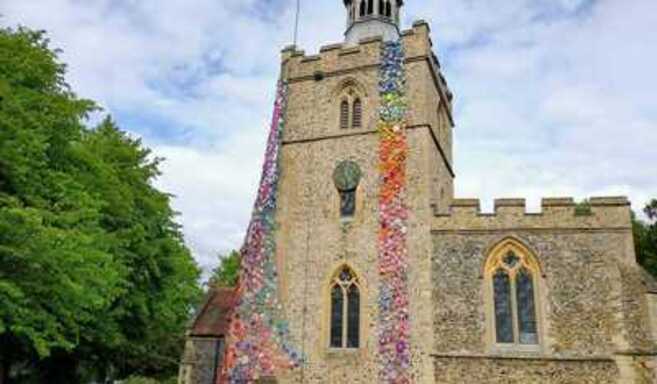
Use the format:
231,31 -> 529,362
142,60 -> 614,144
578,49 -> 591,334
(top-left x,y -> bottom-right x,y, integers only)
433,197 -> 632,231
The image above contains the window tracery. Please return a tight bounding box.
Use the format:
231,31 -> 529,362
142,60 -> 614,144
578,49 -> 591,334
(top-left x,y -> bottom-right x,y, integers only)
329,266 -> 361,349
485,241 -> 541,348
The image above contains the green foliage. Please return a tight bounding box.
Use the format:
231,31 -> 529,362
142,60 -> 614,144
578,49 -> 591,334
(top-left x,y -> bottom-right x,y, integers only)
574,199 -> 592,216
210,250 -> 240,287
0,27 -> 201,382
633,200 -> 657,278
645,199 -> 657,221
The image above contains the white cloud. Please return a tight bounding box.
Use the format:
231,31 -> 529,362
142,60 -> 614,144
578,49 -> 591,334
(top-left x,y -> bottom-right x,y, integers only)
3,0 -> 656,275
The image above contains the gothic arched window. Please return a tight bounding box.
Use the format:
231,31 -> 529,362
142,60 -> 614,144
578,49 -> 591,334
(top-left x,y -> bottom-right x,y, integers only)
340,100 -> 350,129
329,266 -> 361,349
367,0 -> 374,15
385,1 -> 392,17
352,99 -> 362,128
486,241 -> 541,347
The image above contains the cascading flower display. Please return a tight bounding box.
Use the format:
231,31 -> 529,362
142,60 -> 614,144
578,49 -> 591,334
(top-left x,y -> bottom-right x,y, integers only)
377,40 -> 412,384
219,81 -> 302,384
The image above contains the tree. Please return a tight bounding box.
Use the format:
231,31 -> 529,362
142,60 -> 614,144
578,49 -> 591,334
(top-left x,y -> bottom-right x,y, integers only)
0,27 -> 201,383
209,250 -> 240,287
634,200 -> 657,278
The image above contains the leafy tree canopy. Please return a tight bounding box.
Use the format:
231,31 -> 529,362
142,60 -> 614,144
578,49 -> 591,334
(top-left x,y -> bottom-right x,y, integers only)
0,27 -> 201,383
209,250 -> 240,287
634,199 -> 657,278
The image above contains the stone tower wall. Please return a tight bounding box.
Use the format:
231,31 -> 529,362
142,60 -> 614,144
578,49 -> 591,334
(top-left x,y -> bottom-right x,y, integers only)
275,22 -> 452,384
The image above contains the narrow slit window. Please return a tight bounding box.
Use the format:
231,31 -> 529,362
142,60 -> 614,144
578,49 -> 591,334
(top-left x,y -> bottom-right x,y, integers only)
368,0 -> 374,15
385,1 -> 392,17
378,0 -> 384,15
360,0 -> 366,16
352,99 -> 362,128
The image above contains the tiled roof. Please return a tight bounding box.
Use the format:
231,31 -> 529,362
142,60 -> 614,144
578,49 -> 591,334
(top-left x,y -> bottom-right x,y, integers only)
190,286 -> 237,337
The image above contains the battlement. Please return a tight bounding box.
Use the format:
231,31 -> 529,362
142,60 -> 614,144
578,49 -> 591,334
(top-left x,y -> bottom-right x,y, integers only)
432,197 -> 632,232
281,20 -> 434,82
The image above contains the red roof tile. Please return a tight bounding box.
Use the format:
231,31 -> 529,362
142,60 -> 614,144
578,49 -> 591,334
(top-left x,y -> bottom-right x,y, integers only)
190,286 -> 238,337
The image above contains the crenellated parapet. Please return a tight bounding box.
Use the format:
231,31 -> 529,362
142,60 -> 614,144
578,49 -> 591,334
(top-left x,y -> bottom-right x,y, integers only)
281,20 -> 452,112
432,196 -> 632,231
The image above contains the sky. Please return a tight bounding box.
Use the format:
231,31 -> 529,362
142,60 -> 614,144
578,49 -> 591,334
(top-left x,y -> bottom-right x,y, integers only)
2,0 -> 656,275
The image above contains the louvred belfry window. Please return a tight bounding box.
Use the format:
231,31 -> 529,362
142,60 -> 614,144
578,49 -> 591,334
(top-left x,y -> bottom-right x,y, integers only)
329,267 -> 361,349
340,100 -> 350,129
352,99 -> 362,128
487,247 -> 541,347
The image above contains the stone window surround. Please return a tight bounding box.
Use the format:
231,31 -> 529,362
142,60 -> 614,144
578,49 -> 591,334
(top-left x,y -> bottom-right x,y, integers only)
483,237 -> 546,354
321,262 -> 369,356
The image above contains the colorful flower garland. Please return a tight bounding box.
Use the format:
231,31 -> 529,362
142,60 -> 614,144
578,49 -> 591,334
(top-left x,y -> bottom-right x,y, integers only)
219,81 -> 302,384
377,40 -> 412,384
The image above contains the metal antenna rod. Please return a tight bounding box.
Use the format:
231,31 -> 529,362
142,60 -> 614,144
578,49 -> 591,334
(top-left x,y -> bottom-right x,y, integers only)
293,0 -> 301,46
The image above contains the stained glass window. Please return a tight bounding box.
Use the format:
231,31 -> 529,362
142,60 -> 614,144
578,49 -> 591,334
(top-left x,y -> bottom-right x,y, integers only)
517,268 -> 538,345
487,242 -> 541,348
330,285 -> 344,348
347,285 -> 360,348
329,267 -> 360,349
493,269 -> 514,344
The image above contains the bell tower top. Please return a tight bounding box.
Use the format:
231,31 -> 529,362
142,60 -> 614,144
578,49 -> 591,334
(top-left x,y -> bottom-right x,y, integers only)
342,0 -> 403,45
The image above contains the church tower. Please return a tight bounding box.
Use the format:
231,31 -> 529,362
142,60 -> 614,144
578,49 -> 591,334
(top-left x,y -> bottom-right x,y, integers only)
274,1 -> 455,382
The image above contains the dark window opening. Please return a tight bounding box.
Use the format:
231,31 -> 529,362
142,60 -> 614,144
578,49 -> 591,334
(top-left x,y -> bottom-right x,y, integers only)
340,100 -> 350,129
367,0 -> 374,15
493,269 -> 514,344
339,190 -> 356,217
330,285 -> 344,348
329,267 -> 360,349
352,99 -> 362,128
517,268 -> 538,345
385,1 -> 392,17
378,0 -> 384,15
360,0 -> 366,17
